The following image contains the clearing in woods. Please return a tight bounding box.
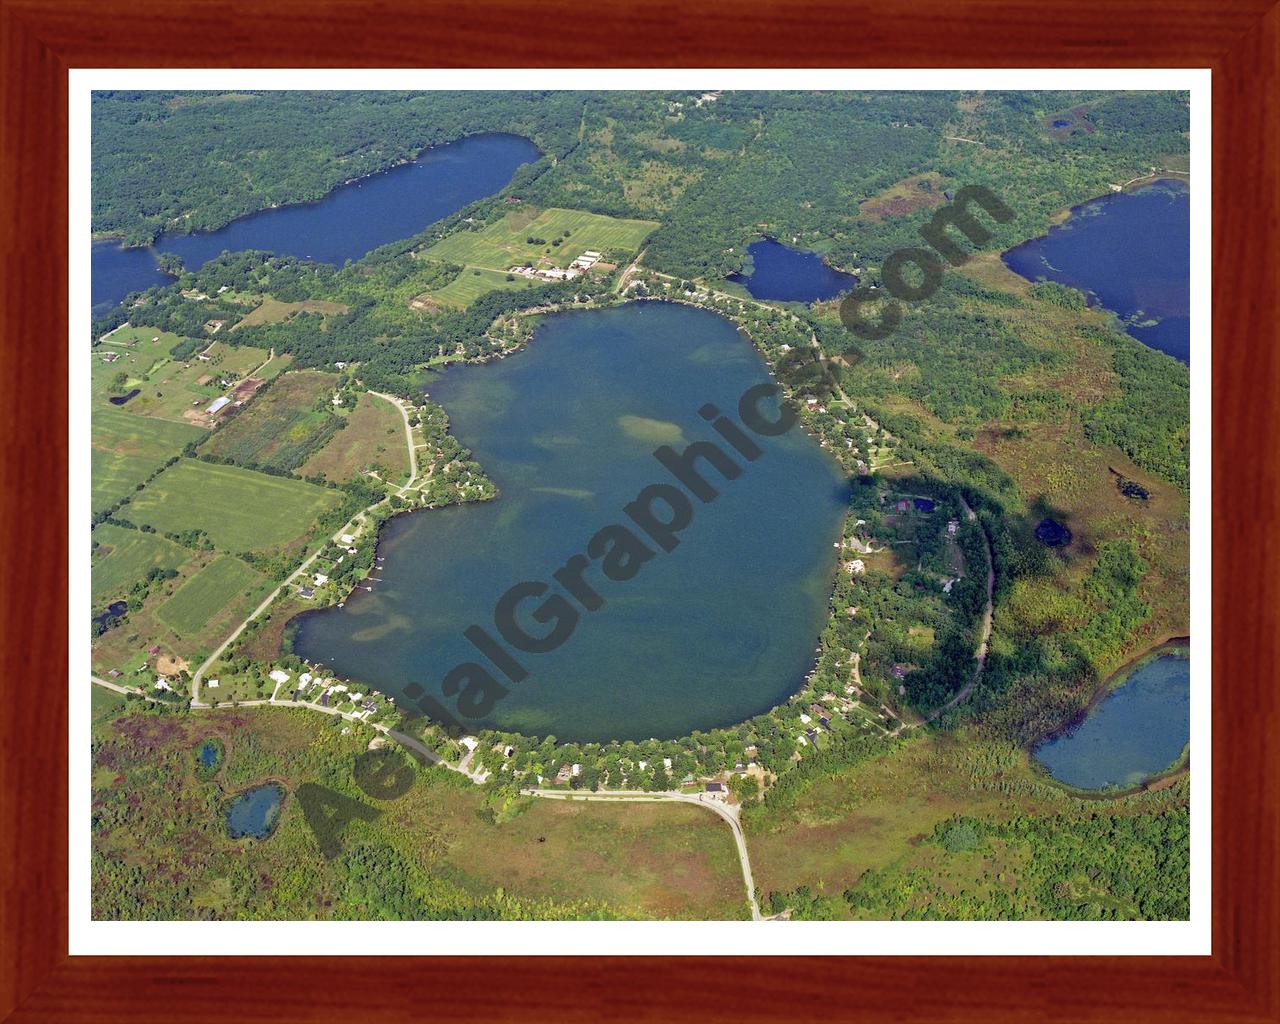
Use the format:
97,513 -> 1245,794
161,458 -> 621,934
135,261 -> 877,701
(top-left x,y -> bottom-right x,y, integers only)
231,297 -> 349,331
422,207 -> 658,272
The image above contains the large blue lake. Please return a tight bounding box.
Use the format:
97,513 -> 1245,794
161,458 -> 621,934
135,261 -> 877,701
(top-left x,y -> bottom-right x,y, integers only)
294,301 -> 849,742
728,239 -> 858,303
1002,179 -> 1190,363
92,132 -> 541,312
1033,652 -> 1190,790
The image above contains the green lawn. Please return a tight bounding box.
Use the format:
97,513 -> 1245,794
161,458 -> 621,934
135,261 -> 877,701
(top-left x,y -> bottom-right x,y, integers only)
91,407 -> 205,513
126,459 -> 341,553
91,523 -> 190,603
427,267 -> 534,307
423,207 -> 657,271
156,555 -> 268,637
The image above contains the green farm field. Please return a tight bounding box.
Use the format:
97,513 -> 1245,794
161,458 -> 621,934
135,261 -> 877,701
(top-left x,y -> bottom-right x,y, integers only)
423,207 -> 657,271
91,407 -> 205,513
156,555 -> 268,637
126,459 -> 341,553
426,267 -> 533,307
92,523 -> 190,603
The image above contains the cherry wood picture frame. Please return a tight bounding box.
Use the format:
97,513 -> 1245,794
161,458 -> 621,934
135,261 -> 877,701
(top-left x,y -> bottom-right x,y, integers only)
2,2 -> 1276,1020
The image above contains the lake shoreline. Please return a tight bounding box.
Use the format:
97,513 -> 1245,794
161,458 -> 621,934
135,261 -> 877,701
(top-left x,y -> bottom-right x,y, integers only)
95,131 -> 544,250
288,298 -> 851,745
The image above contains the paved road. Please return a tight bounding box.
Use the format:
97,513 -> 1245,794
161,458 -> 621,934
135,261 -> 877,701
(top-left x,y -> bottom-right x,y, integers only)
525,787 -> 761,920
90,675 -> 487,784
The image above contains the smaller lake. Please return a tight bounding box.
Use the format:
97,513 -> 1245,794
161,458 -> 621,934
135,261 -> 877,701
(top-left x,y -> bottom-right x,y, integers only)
225,783 -> 284,840
92,600 -> 127,630
92,132 -> 542,312
1002,179 -> 1190,363
728,239 -> 858,303
1034,653 -> 1190,790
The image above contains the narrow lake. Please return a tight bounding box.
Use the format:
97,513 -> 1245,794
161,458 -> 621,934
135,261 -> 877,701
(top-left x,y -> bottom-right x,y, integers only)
225,783 -> 284,840
728,239 -> 858,303
1033,652 -> 1190,790
92,132 -> 541,312
1002,179 -> 1190,363
294,301 -> 849,742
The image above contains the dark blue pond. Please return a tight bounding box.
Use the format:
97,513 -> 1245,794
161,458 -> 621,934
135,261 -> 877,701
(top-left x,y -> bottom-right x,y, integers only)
1033,653 -> 1190,790
92,132 -> 542,312
225,783 -> 284,840
1002,180 -> 1190,363
728,239 -> 858,303
197,739 -> 221,772
294,301 -> 849,742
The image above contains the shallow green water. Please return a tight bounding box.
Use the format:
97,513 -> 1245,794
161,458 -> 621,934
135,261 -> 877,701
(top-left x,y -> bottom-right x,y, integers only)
294,301 -> 849,741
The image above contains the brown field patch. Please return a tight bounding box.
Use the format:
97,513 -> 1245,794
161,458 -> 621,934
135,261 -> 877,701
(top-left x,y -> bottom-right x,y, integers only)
860,173 -> 947,222
298,392 -> 409,485
232,298 -> 349,331
155,653 -> 190,676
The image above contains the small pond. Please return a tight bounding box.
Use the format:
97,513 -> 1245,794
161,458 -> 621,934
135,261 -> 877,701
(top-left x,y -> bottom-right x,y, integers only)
728,239 -> 858,303
92,600 -> 128,630
196,738 -> 223,773
225,783 -> 284,840
1033,653 -> 1190,790
1035,518 -> 1072,547
108,389 -> 140,406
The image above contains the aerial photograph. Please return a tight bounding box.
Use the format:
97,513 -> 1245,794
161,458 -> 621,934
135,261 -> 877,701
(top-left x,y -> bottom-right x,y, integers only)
88,89 -> 1191,922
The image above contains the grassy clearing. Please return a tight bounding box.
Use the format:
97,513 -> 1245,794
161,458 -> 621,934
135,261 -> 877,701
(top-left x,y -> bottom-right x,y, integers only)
126,459 -> 341,554
423,206 -> 657,271
97,325 -> 186,348
859,172 -> 946,221
203,370 -> 338,472
748,733 -> 1055,906
436,794 -> 750,920
231,298 -> 349,331
298,392 -> 409,485
91,523 -> 189,603
425,267 -> 533,308
156,555 -> 268,637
